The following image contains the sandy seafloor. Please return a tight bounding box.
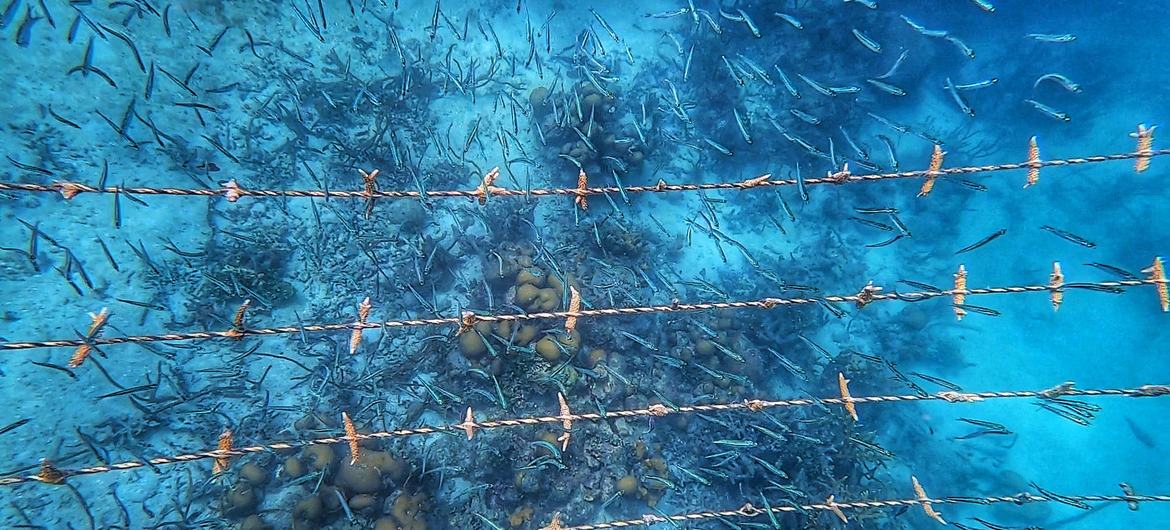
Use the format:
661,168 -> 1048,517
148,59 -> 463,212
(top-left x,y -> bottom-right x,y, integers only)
0,0 -> 1166,529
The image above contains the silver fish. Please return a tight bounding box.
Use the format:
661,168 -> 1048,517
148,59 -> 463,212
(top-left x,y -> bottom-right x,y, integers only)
1026,33 -> 1076,42
866,78 -> 906,96
875,49 -> 909,79
946,77 -> 975,117
945,35 -> 975,58
851,28 -> 881,53
1033,73 -> 1081,93
1024,98 -> 1071,121
774,12 -> 803,30
796,73 -> 834,97
733,108 -> 752,144
738,9 -> 760,38
789,108 -> 821,125
774,65 -> 800,98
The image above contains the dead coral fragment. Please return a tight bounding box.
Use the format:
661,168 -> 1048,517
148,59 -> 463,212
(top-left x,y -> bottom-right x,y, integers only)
342,412 -> 360,465
1131,124 -> 1156,173
953,265 -> 968,321
1049,262 -> 1065,312
350,297 -> 372,354
837,372 -> 858,422
917,145 -> 945,197
1025,135 -> 1041,188
1143,256 -> 1168,312
213,428 -> 233,475
912,475 -> 947,525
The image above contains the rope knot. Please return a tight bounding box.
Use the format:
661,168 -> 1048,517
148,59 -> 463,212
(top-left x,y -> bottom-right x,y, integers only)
221,179 -> 244,202
737,502 -> 761,517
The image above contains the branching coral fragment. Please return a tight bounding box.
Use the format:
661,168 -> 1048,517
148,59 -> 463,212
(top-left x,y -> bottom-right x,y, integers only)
953,265 -> 968,320
69,308 -> 109,368
1025,135 -> 1041,188
737,173 -> 772,188
360,168 -> 380,219
556,392 -> 573,451
574,168 -> 589,210
226,299 -> 251,339
54,181 -> 85,200
918,145 -> 945,197
838,372 -> 858,421
350,296 -> 372,354
1049,262 -> 1065,312
212,428 -> 233,475
459,407 -> 477,440
342,412 -> 360,465
912,475 -> 947,525
1131,124 -> 1156,172
825,495 -> 848,523
475,166 -> 501,204
565,286 -> 581,333
1143,256 -> 1168,312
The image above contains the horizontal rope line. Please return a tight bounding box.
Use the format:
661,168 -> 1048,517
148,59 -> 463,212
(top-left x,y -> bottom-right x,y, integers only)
2,149 -> 1165,202
1,384 -> 1164,487
558,491 -> 1170,530
0,278 -> 1159,352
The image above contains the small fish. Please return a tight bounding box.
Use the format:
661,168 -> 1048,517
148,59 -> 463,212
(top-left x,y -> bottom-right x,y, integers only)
721,55 -> 745,86
866,78 -> 907,96
747,454 -> 788,479
1027,33 -> 1077,43
737,9 -> 760,38
1024,99 -> 1072,121
955,228 -> 1007,254
969,0 -> 995,12
900,15 -> 949,38
714,439 -> 757,448
733,108 -> 752,144
796,73 -> 834,97
946,77 -> 975,117
773,12 -> 802,30
774,65 -> 800,98
789,108 -> 821,125
876,135 -> 899,169
945,35 -> 976,58
1033,73 -> 1082,93
0,0 -> 20,29
851,28 -> 881,52
1084,262 -> 1139,281
619,330 -> 659,351
14,6 -> 40,47
949,78 -> 999,91
1040,225 -> 1096,248
845,0 -> 878,9
954,304 -> 1001,317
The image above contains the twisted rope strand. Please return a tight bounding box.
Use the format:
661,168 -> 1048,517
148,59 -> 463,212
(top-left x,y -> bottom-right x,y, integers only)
3,149 -> 1166,202
556,492 -> 1170,530
1,384 -> 1163,487
0,278 -> 1161,352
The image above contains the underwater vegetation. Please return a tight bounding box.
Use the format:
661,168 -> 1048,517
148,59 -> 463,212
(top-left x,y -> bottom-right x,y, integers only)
0,0 -> 1168,529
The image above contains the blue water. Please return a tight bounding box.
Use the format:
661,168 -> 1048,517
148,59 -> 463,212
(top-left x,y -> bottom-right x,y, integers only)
0,0 -> 1166,528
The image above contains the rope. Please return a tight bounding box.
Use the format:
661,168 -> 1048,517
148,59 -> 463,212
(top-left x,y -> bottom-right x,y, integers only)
2,383 -> 1164,487
550,492 -> 1170,530
0,278 -> 1160,352
4,149 -> 1166,203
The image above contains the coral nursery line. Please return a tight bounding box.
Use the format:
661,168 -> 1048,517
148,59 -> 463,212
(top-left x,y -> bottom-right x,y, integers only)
0,145 -> 1165,205
2,383 -> 1165,487
544,489 -> 1170,530
0,270 -> 1165,354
